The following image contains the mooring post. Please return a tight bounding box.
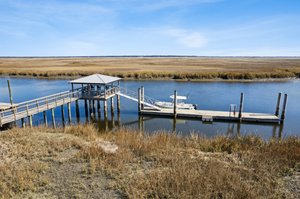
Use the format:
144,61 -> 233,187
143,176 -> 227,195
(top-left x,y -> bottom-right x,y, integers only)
75,100 -> 80,123
238,92 -> 244,121
275,92 -> 282,116
173,90 -> 177,118
67,102 -> 71,124
138,115 -> 142,132
111,97 -> 114,114
280,94 -> 288,123
138,88 -> 141,114
141,86 -> 144,110
21,118 -> 25,128
61,105 -> 65,127
43,111 -> 47,127
84,99 -> 88,121
172,117 -> 177,133
51,108 -> 56,128
117,94 -> 121,113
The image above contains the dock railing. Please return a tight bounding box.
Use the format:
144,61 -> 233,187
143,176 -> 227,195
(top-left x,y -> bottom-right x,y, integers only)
0,88 -> 82,126
117,87 -> 161,110
80,86 -> 120,99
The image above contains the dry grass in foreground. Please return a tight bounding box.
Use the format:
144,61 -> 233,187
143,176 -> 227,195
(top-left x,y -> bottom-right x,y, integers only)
1,57 -> 300,80
0,125 -> 300,198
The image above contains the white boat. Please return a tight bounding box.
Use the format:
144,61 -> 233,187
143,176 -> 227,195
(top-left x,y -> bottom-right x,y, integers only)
155,95 -> 197,110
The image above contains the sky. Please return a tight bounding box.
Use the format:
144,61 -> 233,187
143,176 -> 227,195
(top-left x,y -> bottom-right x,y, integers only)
0,0 -> 300,56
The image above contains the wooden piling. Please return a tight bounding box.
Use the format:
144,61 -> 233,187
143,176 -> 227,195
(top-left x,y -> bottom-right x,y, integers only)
67,102 -> 71,124
97,100 -> 101,118
138,88 -> 141,113
141,86 -> 144,110
104,100 -> 108,118
117,94 -> 121,113
238,92 -> 244,121
138,115 -> 143,132
7,80 -> 13,105
117,112 -> 121,127
111,111 -> 115,128
51,108 -> 56,128
92,100 -> 96,117
75,100 -> 80,122
43,111 -> 47,127
84,99 -> 88,120
280,94 -> 288,122
28,115 -> 33,128
7,80 -> 17,126
173,90 -> 177,117
111,97 -> 114,114
89,100 -> 93,118
275,92 -> 282,116
61,105 -> 65,127
21,118 -> 25,128
172,117 -> 177,133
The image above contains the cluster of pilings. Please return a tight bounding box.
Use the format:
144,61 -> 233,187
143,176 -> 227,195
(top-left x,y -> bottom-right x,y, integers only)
82,94 -> 121,122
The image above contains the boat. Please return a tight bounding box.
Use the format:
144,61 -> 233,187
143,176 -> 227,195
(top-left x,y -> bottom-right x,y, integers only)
155,95 -> 197,110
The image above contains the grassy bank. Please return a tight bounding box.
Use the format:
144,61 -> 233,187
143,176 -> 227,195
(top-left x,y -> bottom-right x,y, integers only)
1,125 -> 300,198
1,57 -> 300,80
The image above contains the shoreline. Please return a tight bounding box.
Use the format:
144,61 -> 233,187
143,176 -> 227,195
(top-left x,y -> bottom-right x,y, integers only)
0,73 -> 299,82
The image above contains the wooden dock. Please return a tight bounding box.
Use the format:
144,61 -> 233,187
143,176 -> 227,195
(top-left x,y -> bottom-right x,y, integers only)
0,74 -> 288,129
141,108 -> 280,123
0,90 -> 81,127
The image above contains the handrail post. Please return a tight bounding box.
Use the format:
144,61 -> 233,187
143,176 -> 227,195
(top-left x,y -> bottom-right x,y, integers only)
36,100 -> 39,112
141,86 -> 144,110
46,98 -> 49,109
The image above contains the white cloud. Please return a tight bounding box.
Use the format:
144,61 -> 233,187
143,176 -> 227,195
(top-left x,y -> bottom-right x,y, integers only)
165,28 -> 207,48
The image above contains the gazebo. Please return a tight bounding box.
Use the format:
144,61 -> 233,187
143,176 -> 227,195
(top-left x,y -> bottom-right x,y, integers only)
69,74 -> 122,118
69,74 -> 121,100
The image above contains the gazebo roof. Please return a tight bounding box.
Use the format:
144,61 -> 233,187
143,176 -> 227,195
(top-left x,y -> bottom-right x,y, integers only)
69,74 -> 121,84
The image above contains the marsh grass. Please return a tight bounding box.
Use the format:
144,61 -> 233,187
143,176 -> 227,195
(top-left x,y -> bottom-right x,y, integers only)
1,125 -> 300,198
1,57 -> 300,80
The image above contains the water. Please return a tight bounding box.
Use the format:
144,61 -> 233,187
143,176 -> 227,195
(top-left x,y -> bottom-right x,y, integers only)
1,77 -> 300,139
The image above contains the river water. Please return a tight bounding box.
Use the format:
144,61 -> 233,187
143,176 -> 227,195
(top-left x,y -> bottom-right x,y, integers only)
1,77 -> 299,139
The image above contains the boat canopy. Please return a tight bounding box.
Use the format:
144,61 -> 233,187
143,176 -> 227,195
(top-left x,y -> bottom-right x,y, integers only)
170,95 -> 187,100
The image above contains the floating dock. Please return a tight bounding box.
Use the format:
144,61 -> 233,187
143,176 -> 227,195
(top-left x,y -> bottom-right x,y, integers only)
141,108 -> 280,123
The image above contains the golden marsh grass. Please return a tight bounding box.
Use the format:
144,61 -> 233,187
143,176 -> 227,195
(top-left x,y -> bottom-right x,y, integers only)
1,57 -> 300,80
0,125 -> 299,198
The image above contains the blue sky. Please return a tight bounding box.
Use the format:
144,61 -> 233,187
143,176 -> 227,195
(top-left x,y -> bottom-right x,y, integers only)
0,0 -> 299,56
